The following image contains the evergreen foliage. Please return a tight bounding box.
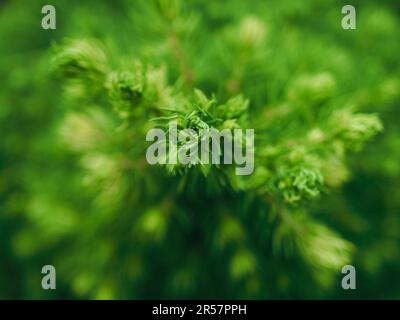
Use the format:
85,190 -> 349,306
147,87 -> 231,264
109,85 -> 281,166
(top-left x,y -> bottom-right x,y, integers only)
1,0 -> 399,299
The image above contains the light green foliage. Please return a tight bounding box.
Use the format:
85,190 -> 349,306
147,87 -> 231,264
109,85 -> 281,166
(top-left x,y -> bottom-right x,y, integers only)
107,69 -> 144,118
0,0 -> 399,299
276,166 -> 324,204
51,39 -> 109,96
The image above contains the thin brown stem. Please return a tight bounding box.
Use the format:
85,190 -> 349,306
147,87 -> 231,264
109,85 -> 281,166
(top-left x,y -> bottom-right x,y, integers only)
168,30 -> 195,88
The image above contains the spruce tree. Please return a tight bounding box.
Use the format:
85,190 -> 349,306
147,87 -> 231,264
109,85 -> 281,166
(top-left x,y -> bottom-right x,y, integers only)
1,0 -> 400,299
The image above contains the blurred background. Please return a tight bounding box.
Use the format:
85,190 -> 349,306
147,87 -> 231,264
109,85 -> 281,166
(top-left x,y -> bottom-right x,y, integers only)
0,0 -> 399,299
